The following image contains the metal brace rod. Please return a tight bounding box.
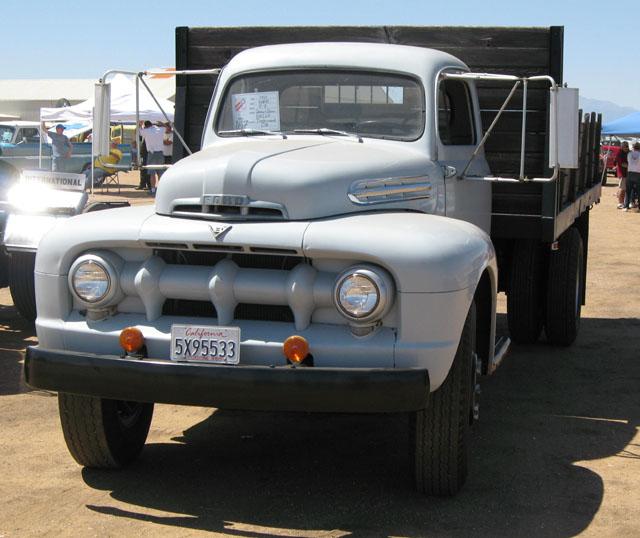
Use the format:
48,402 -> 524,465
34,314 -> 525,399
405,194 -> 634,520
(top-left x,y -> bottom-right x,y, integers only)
459,80 -> 521,179
143,68 -> 221,77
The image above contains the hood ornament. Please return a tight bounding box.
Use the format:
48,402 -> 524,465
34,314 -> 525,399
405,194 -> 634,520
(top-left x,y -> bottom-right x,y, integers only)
209,223 -> 232,240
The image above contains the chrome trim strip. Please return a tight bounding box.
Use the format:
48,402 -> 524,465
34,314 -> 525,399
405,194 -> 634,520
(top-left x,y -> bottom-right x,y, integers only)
348,176 -> 432,205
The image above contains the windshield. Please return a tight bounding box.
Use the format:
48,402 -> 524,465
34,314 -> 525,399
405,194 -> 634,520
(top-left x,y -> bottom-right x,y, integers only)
215,70 -> 425,141
0,126 -> 16,144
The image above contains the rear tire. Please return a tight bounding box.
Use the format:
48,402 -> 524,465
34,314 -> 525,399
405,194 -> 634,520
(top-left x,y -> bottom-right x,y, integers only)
58,393 -> 154,468
507,240 -> 546,344
411,302 -> 476,496
8,252 -> 36,321
545,227 -> 583,346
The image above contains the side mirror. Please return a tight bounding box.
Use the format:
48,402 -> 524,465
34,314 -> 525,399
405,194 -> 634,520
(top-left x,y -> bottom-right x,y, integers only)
549,87 -> 579,169
93,82 -> 111,157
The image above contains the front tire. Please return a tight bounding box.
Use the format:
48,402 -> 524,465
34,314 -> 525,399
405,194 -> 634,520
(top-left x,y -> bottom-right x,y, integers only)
411,302 -> 476,496
58,393 -> 154,468
0,248 -> 9,288
8,252 -> 36,321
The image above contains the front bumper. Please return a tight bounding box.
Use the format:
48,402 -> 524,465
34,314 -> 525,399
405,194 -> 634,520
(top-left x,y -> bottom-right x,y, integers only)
24,346 -> 430,413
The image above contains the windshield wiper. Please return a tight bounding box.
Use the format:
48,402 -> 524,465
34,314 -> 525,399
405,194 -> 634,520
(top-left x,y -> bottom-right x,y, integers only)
219,129 -> 286,139
293,128 -> 362,142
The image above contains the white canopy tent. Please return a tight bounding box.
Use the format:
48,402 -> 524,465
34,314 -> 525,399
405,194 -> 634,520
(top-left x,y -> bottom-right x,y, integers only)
38,73 -> 176,192
36,67 -> 216,192
40,73 -> 174,123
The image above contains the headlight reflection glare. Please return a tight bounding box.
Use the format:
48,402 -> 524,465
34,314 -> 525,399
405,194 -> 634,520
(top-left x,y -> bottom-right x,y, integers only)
337,273 -> 380,318
72,261 -> 111,303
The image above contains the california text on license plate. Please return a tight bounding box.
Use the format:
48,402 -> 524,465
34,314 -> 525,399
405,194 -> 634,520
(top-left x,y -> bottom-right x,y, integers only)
170,325 -> 240,364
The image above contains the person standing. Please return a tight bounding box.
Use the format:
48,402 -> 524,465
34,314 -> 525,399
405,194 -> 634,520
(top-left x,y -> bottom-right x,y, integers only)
162,123 -> 174,165
139,120 -> 164,195
615,141 -> 630,209
42,122 -> 72,172
624,142 -> 640,212
135,137 -> 151,191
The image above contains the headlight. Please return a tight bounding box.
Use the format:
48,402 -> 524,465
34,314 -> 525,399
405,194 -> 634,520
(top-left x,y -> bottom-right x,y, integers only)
72,260 -> 111,303
334,265 -> 395,323
68,252 -> 123,307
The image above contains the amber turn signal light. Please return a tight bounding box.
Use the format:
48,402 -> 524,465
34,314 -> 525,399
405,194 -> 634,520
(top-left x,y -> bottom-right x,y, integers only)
119,327 -> 145,354
283,335 -> 309,364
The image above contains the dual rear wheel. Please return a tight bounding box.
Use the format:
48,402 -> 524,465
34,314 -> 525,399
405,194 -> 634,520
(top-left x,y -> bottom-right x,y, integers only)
507,226 -> 584,346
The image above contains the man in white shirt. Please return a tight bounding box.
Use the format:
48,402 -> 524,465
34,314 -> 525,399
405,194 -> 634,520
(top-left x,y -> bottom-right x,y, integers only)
162,123 -> 174,165
140,121 -> 165,195
624,142 -> 640,211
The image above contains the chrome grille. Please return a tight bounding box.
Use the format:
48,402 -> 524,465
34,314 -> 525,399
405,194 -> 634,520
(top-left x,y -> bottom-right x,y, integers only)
119,251 -> 335,330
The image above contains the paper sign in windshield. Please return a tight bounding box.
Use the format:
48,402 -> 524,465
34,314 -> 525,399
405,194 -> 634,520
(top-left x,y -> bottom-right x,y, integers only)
231,91 -> 280,131
20,170 -> 85,191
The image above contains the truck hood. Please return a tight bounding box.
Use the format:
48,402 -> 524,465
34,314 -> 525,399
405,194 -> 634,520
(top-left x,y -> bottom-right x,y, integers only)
155,137 -> 437,220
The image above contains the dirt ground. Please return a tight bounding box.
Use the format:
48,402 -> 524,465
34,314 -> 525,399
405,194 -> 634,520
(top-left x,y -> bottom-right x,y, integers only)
0,176 -> 638,537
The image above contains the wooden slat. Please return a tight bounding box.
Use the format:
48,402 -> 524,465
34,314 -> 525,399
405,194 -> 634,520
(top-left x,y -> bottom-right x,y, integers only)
188,26 -> 389,47
188,85 -> 216,102
484,152 -> 547,176
485,133 -> 546,153
185,42 -> 550,71
433,47 -> 548,68
477,88 -> 548,111
386,26 -> 551,48
548,26 -> 564,85
481,110 -> 547,132
175,27 -> 190,161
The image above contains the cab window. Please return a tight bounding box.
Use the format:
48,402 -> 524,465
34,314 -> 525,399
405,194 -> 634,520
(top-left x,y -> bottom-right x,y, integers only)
437,79 -> 475,145
19,128 -> 40,143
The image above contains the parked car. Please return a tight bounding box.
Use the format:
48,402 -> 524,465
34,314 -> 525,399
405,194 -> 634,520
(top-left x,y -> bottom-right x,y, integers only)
0,121 -> 132,175
601,143 -> 620,173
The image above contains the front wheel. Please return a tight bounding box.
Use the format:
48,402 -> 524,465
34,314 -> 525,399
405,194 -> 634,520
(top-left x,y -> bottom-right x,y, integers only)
58,393 -> 154,468
411,302 -> 476,496
8,252 -> 36,321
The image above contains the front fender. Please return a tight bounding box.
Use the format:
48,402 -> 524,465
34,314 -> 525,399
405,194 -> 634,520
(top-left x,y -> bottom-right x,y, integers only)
303,212 -> 495,293
304,212 -> 497,390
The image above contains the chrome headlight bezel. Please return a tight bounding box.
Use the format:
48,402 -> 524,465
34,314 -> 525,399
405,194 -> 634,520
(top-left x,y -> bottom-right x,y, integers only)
334,265 -> 395,324
68,253 -> 121,307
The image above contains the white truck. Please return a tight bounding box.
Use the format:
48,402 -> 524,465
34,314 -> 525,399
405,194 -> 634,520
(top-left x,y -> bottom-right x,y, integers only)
25,28 -> 601,496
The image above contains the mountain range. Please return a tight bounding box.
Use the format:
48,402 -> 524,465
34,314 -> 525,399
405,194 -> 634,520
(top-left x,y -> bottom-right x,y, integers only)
579,97 -> 638,123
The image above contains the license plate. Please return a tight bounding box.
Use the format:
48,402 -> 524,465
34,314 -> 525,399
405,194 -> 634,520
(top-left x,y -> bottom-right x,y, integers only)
170,324 -> 240,364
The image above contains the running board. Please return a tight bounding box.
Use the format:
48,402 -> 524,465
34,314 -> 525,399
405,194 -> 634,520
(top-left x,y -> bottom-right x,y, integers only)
488,336 -> 511,374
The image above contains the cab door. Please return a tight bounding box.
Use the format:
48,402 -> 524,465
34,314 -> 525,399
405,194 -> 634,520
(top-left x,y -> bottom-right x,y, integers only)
436,77 -> 491,233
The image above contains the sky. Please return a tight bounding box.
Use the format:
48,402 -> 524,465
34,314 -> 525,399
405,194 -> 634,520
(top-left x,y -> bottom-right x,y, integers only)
3,0 -> 637,108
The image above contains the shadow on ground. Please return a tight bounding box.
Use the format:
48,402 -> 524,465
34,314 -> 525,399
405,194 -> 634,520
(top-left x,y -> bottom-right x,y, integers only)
80,316 -> 639,537
0,300 -> 36,396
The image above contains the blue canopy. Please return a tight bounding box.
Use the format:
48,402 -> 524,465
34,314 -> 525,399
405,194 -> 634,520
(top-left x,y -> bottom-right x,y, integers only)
602,111 -> 640,136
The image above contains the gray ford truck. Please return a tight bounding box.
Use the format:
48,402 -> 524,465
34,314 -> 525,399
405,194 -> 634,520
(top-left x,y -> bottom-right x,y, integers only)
25,26 -> 601,496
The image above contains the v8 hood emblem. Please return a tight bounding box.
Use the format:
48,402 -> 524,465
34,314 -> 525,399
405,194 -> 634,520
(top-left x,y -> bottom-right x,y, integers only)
209,224 -> 232,240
